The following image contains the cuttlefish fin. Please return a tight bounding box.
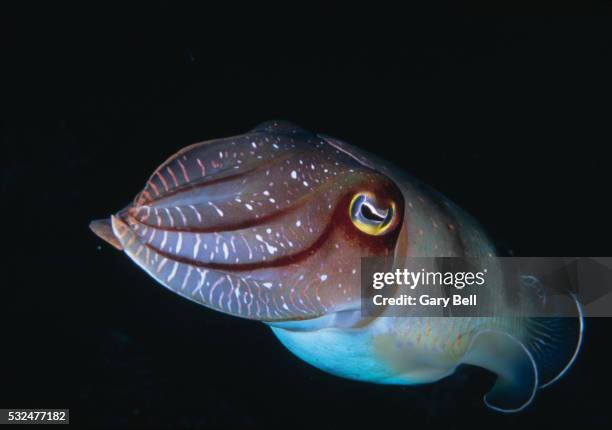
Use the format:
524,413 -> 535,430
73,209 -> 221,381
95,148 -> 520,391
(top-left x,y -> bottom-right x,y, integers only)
460,330 -> 538,413
250,120 -> 312,136
521,287 -> 584,388
89,218 -> 123,250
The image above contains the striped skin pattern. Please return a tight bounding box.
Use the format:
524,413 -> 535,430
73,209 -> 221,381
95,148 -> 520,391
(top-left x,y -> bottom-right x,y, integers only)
92,121 -> 582,413
107,121 -> 403,322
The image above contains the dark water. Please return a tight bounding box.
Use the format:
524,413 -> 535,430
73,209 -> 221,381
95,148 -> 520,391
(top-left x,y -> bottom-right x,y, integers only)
3,4 -> 612,428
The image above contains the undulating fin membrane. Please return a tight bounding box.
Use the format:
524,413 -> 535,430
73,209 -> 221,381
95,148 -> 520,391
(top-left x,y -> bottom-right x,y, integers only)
461,283 -> 583,412
250,120 -> 313,136
524,298 -> 584,388
518,276 -> 584,388
460,330 -> 538,413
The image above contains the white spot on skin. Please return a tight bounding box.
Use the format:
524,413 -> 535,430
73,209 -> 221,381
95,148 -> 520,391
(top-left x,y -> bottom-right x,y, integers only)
181,266 -> 193,290
176,232 -> 183,253
167,262 -> 179,282
193,270 -> 207,296
320,274 -> 328,282
255,234 -> 278,255
161,231 -> 168,249
295,220 -> 301,227
157,257 -> 168,273
208,201 -> 224,217
291,170 -> 297,179
189,205 -> 202,223
245,203 -> 253,211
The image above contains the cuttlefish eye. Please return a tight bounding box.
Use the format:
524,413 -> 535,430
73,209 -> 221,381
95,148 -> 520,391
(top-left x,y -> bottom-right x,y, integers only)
349,192 -> 397,235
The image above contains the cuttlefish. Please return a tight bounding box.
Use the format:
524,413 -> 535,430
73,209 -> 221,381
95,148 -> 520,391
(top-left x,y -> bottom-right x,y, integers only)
91,121 -> 582,412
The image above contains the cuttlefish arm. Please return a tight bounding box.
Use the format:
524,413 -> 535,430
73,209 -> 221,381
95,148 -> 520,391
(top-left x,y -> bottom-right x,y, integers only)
90,219 -> 123,250
90,121 -> 404,323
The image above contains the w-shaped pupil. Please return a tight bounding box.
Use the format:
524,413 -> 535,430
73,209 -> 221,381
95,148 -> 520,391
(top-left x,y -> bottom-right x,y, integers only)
361,203 -> 386,222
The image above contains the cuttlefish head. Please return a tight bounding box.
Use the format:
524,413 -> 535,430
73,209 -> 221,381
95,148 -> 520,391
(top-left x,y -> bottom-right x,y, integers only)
91,121 -> 405,322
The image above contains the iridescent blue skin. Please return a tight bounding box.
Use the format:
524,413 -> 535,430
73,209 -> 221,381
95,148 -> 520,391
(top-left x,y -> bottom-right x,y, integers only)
91,121 -> 583,412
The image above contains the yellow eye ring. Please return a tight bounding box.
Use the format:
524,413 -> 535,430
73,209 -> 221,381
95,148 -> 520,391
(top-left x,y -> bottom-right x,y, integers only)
349,192 -> 396,236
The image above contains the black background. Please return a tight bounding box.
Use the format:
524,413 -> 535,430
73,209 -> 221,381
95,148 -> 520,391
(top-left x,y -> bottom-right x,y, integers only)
2,2 -> 612,428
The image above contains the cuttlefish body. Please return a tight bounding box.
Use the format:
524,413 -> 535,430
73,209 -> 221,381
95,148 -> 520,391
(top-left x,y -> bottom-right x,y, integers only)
91,121 -> 582,412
